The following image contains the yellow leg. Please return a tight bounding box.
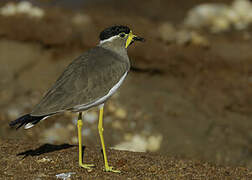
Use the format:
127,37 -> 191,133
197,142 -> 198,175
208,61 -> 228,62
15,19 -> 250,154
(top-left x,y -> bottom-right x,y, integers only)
98,105 -> 120,173
77,112 -> 95,169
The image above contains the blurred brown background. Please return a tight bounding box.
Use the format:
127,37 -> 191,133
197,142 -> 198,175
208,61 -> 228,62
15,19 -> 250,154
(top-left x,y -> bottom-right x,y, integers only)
1,0 -> 252,170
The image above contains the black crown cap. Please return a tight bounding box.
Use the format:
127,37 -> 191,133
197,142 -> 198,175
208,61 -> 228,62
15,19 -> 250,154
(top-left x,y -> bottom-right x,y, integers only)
99,25 -> 130,41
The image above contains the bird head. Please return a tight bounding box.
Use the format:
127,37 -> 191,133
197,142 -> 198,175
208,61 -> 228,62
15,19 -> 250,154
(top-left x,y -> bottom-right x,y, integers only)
99,25 -> 144,49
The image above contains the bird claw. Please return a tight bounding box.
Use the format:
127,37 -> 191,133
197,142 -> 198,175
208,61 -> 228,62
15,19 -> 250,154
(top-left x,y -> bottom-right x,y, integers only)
79,163 -> 95,170
104,166 -> 121,173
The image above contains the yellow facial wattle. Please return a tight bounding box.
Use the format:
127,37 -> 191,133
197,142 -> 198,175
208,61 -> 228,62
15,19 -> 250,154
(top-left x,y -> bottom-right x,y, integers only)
125,31 -> 136,48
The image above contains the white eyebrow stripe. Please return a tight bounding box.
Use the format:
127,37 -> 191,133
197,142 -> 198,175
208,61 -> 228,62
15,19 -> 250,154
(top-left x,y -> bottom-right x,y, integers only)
99,35 -> 119,44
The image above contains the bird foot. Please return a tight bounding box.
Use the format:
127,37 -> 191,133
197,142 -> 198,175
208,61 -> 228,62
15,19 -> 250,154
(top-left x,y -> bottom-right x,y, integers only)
104,166 -> 121,173
79,163 -> 95,170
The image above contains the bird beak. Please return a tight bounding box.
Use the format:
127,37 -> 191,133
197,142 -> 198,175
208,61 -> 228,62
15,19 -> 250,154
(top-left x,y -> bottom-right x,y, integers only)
133,36 -> 145,42
125,31 -> 145,48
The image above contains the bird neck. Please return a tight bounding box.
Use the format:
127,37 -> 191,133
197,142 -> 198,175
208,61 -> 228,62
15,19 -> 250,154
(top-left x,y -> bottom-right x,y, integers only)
98,41 -> 128,58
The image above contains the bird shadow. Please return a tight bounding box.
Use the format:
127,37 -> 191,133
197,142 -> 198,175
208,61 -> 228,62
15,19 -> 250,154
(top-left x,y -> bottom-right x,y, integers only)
17,143 -> 76,159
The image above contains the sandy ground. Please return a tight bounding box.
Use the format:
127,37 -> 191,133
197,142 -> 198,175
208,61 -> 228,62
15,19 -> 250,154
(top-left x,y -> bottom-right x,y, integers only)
1,139 -> 252,179
1,0 -> 252,179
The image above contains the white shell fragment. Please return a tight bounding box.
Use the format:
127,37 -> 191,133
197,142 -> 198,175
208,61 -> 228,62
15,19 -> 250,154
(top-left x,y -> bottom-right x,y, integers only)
0,1 -> 44,18
37,157 -> 51,163
56,172 -> 76,180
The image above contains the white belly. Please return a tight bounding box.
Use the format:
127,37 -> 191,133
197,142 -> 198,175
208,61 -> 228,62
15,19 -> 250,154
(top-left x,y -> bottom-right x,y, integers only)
72,71 -> 128,111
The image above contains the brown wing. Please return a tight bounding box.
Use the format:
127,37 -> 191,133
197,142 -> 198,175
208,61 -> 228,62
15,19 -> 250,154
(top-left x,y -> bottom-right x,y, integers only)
31,47 -> 129,116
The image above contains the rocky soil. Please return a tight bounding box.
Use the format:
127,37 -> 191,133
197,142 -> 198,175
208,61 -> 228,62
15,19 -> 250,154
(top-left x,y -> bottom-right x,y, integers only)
1,139 -> 252,179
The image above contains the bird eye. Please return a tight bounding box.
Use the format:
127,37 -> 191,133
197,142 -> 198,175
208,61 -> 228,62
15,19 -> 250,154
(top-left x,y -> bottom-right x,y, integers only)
119,33 -> 126,38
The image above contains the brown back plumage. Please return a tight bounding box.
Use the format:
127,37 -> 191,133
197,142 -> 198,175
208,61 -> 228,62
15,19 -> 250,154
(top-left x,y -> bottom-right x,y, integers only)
31,46 -> 130,116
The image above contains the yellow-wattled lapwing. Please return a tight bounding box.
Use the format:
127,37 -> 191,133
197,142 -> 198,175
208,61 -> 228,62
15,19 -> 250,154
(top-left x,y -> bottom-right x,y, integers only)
9,25 -> 144,173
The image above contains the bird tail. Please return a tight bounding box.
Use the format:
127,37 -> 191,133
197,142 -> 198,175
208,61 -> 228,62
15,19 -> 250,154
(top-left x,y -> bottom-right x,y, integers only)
9,114 -> 46,129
